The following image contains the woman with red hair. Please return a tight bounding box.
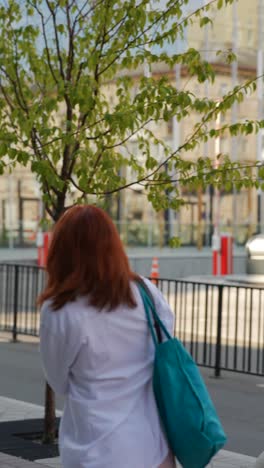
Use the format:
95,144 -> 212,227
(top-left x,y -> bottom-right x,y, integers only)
39,205 -> 175,468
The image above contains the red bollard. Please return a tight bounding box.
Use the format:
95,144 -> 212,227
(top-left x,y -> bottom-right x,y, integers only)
220,233 -> 233,275
37,231 -> 52,267
212,233 -> 221,275
212,232 -> 233,276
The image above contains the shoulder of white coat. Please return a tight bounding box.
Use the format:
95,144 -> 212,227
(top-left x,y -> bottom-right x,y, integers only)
40,299 -> 55,325
40,299 -> 78,334
40,298 -> 55,315
40,299 -> 66,319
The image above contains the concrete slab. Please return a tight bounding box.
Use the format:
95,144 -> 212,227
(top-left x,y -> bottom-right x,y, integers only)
33,450 -> 259,468
0,396 -> 61,423
0,452 -> 47,467
35,459 -> 61,467
226,274 -> 264,285
0,248 -> 37,263
0,395 -> 258,468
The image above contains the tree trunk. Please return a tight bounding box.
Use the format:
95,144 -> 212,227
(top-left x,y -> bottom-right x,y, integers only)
43,382 -> 56,444
42,196 -> 66,444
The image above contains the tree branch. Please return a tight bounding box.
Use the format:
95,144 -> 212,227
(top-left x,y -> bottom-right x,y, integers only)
99,0 -> 220,76
69,175 -> 84,193
67,1 -> 112,179
78,77 -> 262,196
28,1 -> 59,86
104,118 -> 154,150
0,67 -> 28,113
66,0 -> 74,83
82,160 -> 259,196
45,0 -> 65,81
73,0 -> 106,86
0,80 -> 14,111
13,35 -> 30,115
144,78 -> 262,180
74,0 -> 105,35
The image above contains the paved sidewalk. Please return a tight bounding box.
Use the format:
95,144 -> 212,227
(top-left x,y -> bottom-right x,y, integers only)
0,449 -> 257,468
0,452 -> 47,467
34,451 -> 258,468
0,452 -> 48,467
0,395 -> 258,468
33,451 -> 258,468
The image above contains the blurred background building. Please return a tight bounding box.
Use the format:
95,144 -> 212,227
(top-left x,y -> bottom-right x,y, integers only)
0,0 -> 263,248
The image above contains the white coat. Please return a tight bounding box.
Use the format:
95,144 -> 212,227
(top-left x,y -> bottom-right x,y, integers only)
40,278 -> 174,468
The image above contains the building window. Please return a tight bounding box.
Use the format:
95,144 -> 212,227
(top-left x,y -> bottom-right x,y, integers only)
220,137 -> 229,154
167,118 -> 173,136
239,137 -> 247,155
220,83 -> 228,96
194,84 -> 200,96
130,84 -> 139,101
247,19 -> 254,47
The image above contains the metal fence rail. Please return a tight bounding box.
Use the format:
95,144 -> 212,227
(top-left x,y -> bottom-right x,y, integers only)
157,278 -> 264,377
0,264 -> 45,339
0,264 -> 264,377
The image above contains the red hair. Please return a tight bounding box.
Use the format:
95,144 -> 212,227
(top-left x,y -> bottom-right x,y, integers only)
38,205 -> 139,311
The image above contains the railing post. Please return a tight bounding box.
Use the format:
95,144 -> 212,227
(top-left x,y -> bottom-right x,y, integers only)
214,284 -> 223,377
12,265 -> 18,342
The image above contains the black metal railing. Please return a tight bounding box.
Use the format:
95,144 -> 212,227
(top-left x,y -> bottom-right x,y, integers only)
1,263 -> 264,377
0,264 -> 45,339
156,278 -> 264,377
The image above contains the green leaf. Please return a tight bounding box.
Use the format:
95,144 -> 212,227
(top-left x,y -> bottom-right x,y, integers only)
0,143 -> 8,156
168,236 -> 181,248
199,17 -> 212,27
258,165 -> 264,180
0,0 -> 257,222
57,24 -> 65,34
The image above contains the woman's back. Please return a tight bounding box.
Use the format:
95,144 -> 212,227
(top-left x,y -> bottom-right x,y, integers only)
40,279 -> 174,468
38,205 -> 174,468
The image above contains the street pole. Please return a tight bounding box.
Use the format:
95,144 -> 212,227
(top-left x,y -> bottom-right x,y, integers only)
144,3 -> 154,245
212,102 -> 221,275
214,105 -> 221,238
173,64 -> 181,154
204,8 -> 211,246
231,1 -> 238,243
172,61 -> 181,243
197,186 -> 203,250
7,174 -> 14,249
257,0 -> 264,233
17,180 -> 23,246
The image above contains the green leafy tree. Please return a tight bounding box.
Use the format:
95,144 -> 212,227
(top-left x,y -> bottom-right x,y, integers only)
0,0 -> 262,442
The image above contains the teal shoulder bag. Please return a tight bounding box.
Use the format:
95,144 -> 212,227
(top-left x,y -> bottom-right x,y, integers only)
137,282 -> 227,468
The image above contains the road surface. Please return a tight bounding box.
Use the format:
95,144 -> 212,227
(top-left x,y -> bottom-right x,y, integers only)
0,336 -> 263,458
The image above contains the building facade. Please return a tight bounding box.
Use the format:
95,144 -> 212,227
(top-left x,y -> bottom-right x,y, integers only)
0,0 -> 262,247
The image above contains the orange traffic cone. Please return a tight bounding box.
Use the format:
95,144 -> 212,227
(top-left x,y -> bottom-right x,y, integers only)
150,257 -> 159,285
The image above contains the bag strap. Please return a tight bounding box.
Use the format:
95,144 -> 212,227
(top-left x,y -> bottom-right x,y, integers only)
136,278 -> 162,343
137,280 -> 171,346
139,286 -> 159,347
141,286 -> 172,340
